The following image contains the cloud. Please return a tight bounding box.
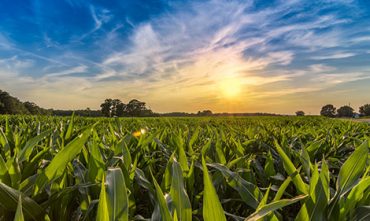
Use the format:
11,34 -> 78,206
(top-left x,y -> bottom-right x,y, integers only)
43,65 -> 87,78
311,52 -> 356,60
314,72 -> 370,85
1,0 -> 369,113
78,5 -> 112,41
309,64 -> 336,72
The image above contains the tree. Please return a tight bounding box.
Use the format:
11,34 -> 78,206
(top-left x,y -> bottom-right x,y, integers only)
24,101 -> 41,115
111,99 -> 124,117
0,90 -> 30,114
359,104 -> 370,116
100,99 -> 113,117
320,104 -> 336,118
295,111 -> 305,116
337,105 -> 354,118
100,99 -> 127,117
197,110 -> 213,116
125,99 -> 149,117
115,101 -> 126,117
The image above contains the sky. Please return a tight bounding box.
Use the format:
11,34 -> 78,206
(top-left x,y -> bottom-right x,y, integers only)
0,0 -> 370,114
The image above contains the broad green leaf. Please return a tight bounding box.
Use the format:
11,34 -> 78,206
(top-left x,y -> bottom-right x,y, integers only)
64,112 -> 75,141
19,129 -> 52,162
151,170 -> 172,221
106,168 -> 129,221
273,176 -> 292,201
97,175 -> 109,221
170,159 -> 192,221
320,159 -> 330,202
341,176 -> 370,219
245,195 -> 308,221
202,156 -> 226,221
264,151 -> 275,178
0,182 -> 46,221
35,125 -> 96,193
0,154 -> 10,185
337,141 -> 368,195
208,163 -> 261,209
14,195 -> 24,221
274,141 -> 308,194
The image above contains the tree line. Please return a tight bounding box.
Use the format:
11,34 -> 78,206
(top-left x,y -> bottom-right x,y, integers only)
296,104 -> 370,117
320,104 -> 370,118
2,89 -> 369,118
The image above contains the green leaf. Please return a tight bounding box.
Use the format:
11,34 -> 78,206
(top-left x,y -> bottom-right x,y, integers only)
208,163 -> 261,209
13,195 -> 24,221
264,151 -> 275,178
151,170 -> 172,221
245,195 -> 308,221
274,140 -> 308,194
0,154 -> 10,185
202,156 -> 226,221
35,125 -> 96,194
273,176 -> 292,201
337,141 -> 369,195
341,176 -> 370,219
320,159 -> 330,202
170,158 -> 192,221
64,112 -> 75,141
106,168 -> 129,221
97,175 -> 109,221
19,129 -> 52,162
0,182 -> 46,221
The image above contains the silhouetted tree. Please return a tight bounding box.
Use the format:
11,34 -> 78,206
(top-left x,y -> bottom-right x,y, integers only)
197,110 -> 213,116
23,101 -> 51,115
337,105 -> 354,117
125,99 -> 148,117
295,111 -> 305,116
320,104 -> 336,118
0,90 -> 30,114
359,104 -> 370,116
111,99 -> 124,117
100,99 -> 113,117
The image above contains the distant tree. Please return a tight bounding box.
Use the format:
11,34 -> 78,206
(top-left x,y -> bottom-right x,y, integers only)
115,101 -> 126,117
320,104 -> 336,118
24,101 -> 41,115
295,111 -> 305,116
337,105 -> 354,118
111,99 -> 124,117
197,110 -> 213,116
359,104 -> 370,116
125,99 -> 148,117
0,90 -> 29,114
100,99 -> 113,117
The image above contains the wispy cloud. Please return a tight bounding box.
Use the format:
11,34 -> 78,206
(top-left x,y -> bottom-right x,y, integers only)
311,52 -> 356,60
1,0 -> 369,113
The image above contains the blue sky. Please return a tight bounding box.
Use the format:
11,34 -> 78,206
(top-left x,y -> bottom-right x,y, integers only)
0,0 -> 370,114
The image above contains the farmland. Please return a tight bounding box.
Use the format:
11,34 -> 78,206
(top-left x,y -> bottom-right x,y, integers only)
0,115 -> 369,221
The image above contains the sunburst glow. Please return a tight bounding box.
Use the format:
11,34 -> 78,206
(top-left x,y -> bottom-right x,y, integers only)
219,77 -> 242,99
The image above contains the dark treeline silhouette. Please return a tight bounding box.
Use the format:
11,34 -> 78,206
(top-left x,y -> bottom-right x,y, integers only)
2,89 -> 370,118
320,104 -> 370,118
0,90 -> 52,115
52,109 -> 103,117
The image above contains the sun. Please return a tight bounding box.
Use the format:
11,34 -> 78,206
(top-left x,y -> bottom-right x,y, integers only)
219,77 -> 242,99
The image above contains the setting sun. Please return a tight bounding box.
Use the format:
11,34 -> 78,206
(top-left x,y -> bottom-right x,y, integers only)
219,77 -> 242,99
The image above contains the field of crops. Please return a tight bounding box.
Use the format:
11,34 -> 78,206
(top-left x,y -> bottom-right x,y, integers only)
0,115 -> 369,221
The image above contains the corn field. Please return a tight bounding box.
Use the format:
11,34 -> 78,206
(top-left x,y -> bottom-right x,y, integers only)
0,115 -> 369,221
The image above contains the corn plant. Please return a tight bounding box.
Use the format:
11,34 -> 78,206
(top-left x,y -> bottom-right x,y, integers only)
0,115 -> 369,220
